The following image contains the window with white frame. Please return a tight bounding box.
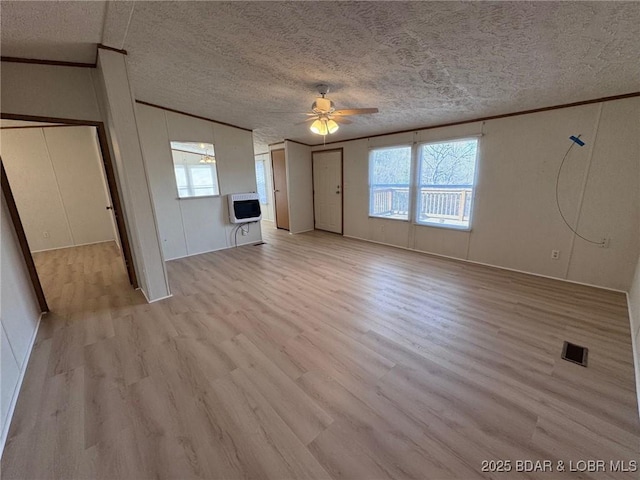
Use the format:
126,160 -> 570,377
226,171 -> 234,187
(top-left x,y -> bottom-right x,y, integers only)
416,138 -> 478,229
368,146 -> 412,220
170,142 -> 220,198
255,158 -> 268,204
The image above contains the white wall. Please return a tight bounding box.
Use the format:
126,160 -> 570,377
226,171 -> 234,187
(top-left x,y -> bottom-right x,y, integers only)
1,194 -> 42,452
0,62 -> 101,121
0,126 -> 115,252
95,49 -> 170,301
136,103 -> 262,261
285,141 -> 314,234
312,97 -> 640,291
1,59 -> 171,301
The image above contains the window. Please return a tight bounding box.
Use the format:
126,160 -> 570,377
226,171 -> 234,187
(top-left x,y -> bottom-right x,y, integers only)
170,141 -> 220,198
255,158 -> 268,204
416,138 -> 478,229
368,146 -> 412,220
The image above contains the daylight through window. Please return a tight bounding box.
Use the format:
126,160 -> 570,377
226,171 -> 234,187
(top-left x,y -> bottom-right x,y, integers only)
255,159 -> 268,204
416,138 -> 478,229
170,142 -> 220,198
368,138 -> 479,229
368,146 -> 412,220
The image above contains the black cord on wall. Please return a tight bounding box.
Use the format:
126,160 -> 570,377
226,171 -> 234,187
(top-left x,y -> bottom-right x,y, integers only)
554,135 -> 605,246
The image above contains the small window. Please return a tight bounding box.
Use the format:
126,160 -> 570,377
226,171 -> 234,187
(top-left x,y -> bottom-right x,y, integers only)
416,138 -> 478,229
255,159 -> 268,204
170,141 -> 220,198
369,146 -> 412,220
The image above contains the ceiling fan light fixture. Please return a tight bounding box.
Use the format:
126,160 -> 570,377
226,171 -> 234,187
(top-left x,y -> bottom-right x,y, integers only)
326,119 -> 339,134
310,119 -> 328,135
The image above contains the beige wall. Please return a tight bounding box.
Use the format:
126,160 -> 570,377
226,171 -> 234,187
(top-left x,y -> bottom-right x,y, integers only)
95,49 -> 170,301
1,62 -> 101,121
285,141 -> 314,234
630,256 -> 640,417
312,97 -> 640,291
136,103 -> 261,261
0,127 -> 116,252
1,194 -> 42,451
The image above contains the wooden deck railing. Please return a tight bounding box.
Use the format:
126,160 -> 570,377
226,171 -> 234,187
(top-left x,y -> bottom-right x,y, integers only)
370,185 -> 472,221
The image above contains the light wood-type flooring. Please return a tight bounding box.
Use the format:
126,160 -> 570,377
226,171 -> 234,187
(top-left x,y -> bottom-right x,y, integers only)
2,229 -> 639,479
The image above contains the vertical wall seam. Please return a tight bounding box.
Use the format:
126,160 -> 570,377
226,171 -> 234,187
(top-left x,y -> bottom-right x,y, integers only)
565,102 -> 604,279
1,320 -> 20,368
41,128 -> 76,245
163,111 -> 189,255
407,132 -> 419,250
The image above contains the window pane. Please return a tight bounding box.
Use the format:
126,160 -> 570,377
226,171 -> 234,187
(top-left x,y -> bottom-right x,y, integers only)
190,166 -> 214,186
255,160 -> 268,204
417,139 -> 478,229
170,141 -> 220,198
174,166 -> 188,188
369,146 -> 411,220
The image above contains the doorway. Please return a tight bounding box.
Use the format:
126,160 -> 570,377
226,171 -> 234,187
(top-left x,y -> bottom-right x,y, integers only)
312,149 -> 343,234
271,148 -> 290,230
1,115 -> 137,313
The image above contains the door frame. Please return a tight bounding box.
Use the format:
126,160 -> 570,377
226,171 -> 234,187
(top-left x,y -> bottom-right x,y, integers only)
312,148 -> 344,235
1,160 -> 49,312
0,112 -> 139,293
270,148 -> 289,231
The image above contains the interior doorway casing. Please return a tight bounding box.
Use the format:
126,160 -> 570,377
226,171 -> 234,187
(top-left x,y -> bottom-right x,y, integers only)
1,113 -> 138,304
271,148 -> 290,231
1,161 -> 49,312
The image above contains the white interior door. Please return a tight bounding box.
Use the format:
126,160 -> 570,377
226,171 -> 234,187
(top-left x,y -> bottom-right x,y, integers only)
313,150 -> 342,234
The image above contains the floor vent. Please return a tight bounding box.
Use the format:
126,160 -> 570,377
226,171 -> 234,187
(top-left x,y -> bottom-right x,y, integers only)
254,242 -> 266,246
561,341 -> 588,367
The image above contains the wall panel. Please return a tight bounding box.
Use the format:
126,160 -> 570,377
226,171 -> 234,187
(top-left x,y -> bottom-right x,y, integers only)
313,97 -> 640,291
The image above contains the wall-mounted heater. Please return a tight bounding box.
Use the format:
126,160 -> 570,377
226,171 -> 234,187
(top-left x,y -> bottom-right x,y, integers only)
228,192 -> 262,224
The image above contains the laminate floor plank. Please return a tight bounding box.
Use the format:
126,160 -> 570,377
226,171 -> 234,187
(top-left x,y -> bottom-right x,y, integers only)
2,232 -> 638,479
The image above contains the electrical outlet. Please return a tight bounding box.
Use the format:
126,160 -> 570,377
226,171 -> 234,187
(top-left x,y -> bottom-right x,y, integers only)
551,250 -> 560,260
599,238 -> 610,248
241,229 -> 247,236
43,231 -> 50,238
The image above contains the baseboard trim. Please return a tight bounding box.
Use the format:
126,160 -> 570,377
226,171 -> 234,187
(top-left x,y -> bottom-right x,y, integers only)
138,287 -> 173,304
30,239 -> 116,254
625,292 -> 640,420
165,240 -> 264,262
342,234 -> 626,293
1,312 -> 43,456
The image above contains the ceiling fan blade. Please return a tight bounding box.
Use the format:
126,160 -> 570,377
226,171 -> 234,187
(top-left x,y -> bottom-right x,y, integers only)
295,117 -> 318,125
332,117 -> 352,124
334,108 -> 379,116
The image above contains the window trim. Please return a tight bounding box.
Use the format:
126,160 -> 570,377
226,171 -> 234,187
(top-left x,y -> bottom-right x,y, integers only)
368,144 -> 413,221
255,157 -> 269,205
170,142 -> 221,199
413,136 -> 480,232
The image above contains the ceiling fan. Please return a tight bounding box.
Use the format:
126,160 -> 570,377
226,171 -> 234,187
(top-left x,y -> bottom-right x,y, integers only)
300,84 -> 378,136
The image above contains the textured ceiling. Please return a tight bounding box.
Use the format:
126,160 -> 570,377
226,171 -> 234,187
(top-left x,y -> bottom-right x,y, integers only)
2,2 -> 640,153
0,1 -> 106,63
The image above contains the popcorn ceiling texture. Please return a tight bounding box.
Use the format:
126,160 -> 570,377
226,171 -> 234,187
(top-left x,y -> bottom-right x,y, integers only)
2,1 -> 639,152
